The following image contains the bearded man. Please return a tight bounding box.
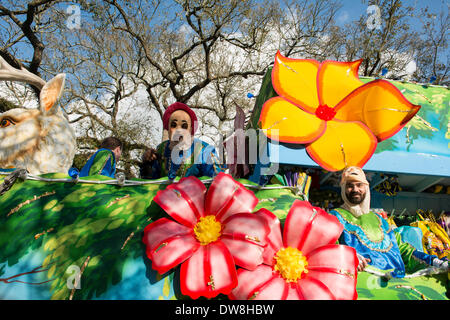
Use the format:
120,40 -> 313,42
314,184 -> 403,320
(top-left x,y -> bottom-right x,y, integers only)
330,166 -> 448,277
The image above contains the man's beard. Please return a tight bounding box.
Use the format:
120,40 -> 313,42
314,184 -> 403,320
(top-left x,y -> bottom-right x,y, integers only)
346,191 -> 366,205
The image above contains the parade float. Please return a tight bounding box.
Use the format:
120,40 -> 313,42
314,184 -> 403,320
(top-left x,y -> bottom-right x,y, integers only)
0,52 -> 448,300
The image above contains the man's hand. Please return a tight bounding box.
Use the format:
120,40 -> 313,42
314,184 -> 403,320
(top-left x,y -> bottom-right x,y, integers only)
432,258 -> 449,270
357,254 -> 371,272
143,148 -> 158,162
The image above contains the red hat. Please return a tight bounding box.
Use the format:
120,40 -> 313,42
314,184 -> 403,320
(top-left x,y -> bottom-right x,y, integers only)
162,102 -> 198,135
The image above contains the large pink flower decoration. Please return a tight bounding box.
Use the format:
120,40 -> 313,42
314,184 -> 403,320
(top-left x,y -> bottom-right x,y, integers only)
142,173 -> 270,299
229,200 -> 358,300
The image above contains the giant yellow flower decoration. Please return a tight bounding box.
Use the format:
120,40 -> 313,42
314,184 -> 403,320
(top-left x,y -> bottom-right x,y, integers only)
260,51 -> 421,171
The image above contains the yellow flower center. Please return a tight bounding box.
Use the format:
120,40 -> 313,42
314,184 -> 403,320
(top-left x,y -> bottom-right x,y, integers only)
273,247 -> 308,282
193,215 -> 222,245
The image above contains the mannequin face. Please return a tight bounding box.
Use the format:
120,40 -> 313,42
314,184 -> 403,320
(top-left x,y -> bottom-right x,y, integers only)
168,110 -> 192,150
345,181 -> 366,205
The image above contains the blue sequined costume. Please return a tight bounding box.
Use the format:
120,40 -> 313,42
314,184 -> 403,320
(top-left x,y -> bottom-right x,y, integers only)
330,208 -> 440,277
148,138 -> 224,180
79,149 -> 116,178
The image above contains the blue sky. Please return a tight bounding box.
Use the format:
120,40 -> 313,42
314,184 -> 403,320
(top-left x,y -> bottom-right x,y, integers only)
336,0 -> 449,30
1,0 -> 448,68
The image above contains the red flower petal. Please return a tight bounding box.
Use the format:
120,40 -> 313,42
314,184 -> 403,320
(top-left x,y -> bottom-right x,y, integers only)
283,200 -> 343,255
221,212 -> 269,270
154,177 -> 206,227
171,176 -> 207,216
144,220 -> 199,275
286,283 -> 303,300
222,212 -> 269,246
307,244 -> 358,271
220,237 -> 264,271
229,265 -> 275,300
143,218 -> 192,252
305,244 -> 358,300
296,277 -> 336,300
254,208 -> 283,266
250,273 -> 289,300
205,172 -> 258,222
232,266 -> 288,300
180,241 -> 238,299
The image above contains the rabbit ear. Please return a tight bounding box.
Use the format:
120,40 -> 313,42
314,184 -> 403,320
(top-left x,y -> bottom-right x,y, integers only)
40,73 -> 66,114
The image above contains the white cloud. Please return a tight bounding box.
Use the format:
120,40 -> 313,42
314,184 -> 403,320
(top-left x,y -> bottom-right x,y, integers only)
337,10 -> 350,24
405,60 -> 417,75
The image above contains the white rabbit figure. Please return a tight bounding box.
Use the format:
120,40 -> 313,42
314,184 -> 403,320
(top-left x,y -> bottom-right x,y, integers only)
0,56 -> 76,174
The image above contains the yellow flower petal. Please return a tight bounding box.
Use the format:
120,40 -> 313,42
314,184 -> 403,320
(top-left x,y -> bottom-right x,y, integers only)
317,60 -> 364,108
272,51 -> 320,113
334,80 -> 421,141
306,120 -> 377,172
260,97 -> 326,144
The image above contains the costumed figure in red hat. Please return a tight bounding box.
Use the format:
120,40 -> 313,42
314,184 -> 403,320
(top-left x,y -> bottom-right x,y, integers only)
140,102 -> 224,180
